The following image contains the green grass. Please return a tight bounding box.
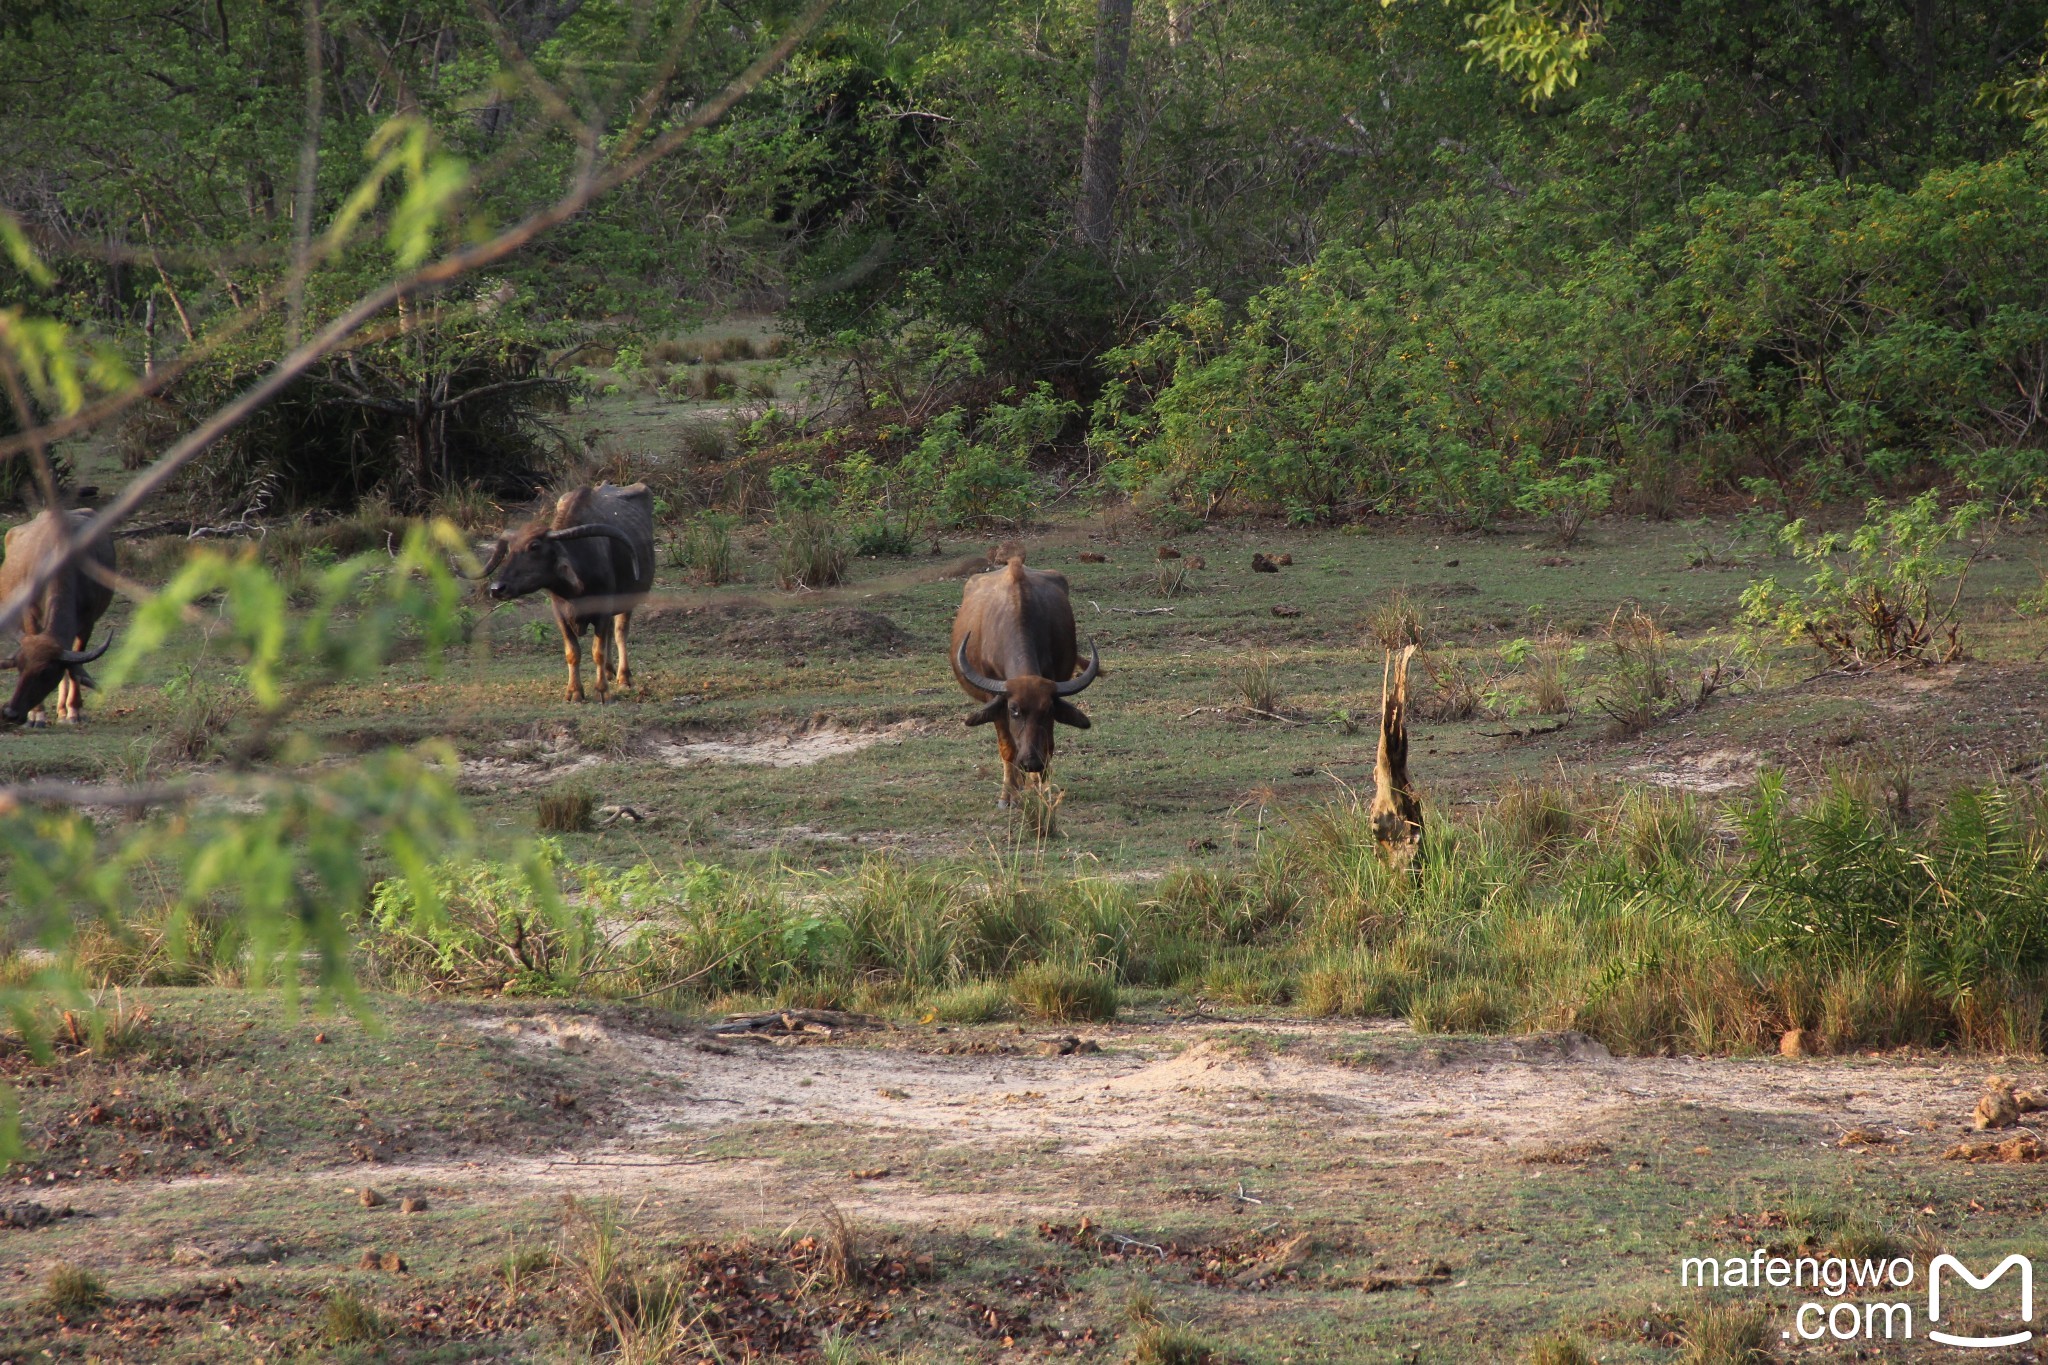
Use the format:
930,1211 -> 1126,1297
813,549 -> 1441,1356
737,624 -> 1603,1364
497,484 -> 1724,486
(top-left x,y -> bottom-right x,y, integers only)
24,496 -> 2048,880
0,991 -> 613,1180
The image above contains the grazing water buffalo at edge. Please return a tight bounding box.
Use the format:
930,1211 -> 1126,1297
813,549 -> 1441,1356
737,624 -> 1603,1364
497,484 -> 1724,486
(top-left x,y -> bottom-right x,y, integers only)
480,482 -> 654,703
0,508 -> 114,727
950,556 -> 1100,808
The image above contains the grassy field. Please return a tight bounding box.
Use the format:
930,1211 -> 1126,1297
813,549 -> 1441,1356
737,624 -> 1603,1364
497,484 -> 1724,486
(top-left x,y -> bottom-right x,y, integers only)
11,386 -> 2048,1359
13,500 -> 2048,876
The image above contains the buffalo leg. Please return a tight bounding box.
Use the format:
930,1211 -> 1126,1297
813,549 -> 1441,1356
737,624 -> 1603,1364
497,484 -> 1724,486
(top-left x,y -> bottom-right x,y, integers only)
612,612 -> 633,689
56,672 -> 80,724
591,623 -> 612,704
993,718 -> 1021,810
558,611 -> 585,703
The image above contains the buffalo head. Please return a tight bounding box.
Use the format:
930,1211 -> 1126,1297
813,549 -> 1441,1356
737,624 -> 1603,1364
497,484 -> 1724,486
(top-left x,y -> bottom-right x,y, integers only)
1,633 -> 110,725
478,523 -> 641,602
956,634 -> 1098,774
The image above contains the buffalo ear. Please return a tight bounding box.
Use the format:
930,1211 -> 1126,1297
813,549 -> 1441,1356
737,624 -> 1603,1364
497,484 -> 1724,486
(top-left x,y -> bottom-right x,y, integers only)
556,549 -> 586,597
963,696 -> 1006,727
70,666 -> 96,690
1052,700 -> 1091,729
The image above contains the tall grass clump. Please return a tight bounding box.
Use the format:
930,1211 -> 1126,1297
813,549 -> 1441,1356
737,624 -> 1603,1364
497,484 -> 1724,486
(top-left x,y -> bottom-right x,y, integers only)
536,785 -> 596,833
1010,960 -> 1119,1020
42,1264 -> 106,1317
1227,652 -> 1283,714
775,511 -> 848,589
668,512 -> 737,585
322,1291 -> 386,1346
349,777 -> 2048,1057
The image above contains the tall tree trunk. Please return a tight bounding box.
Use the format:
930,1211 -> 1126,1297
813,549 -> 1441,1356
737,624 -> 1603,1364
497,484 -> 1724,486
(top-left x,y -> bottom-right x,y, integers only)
1075,0 -> 1134,251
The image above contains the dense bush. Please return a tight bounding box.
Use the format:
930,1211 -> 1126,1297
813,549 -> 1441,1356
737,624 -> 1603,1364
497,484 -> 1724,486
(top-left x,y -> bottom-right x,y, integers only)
1095,152 -> 2048,523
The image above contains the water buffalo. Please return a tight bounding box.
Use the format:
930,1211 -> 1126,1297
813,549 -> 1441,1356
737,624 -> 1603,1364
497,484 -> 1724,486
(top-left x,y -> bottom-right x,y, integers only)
480,482 -> 654,703
950,556 -> 1100,808
0,508 -> 114,727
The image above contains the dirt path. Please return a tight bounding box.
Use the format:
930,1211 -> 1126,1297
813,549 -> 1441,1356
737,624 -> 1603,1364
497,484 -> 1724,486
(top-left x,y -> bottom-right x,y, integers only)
134,1016 -> 1987,1232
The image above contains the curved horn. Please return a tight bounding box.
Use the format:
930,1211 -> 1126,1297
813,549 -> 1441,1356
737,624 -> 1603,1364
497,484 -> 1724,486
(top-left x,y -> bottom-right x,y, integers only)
58,635 -> 111,666
546,524 -> 641,581
954,635 -> 1007,697
1055,639 -> 1100,696
473,536 -> 508,579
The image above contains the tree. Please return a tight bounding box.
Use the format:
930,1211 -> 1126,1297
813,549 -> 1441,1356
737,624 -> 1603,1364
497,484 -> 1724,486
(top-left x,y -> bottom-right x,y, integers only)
1076,0 -> 1135,251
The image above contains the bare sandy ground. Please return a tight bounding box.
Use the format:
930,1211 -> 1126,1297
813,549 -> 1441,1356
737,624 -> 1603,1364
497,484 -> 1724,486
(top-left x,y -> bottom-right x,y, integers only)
158,1015 -> 1990,1233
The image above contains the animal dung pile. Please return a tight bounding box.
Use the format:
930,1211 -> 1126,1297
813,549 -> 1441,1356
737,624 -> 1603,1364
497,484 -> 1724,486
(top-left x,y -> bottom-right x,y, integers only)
1251,553 -> 1279,573
1077,551 -> 1107,563
1944,1135 -> 2045,1163
1971,1074 -> 2047,1129
1040,1035 -> 1103,1057
1157,545 -> 1181,559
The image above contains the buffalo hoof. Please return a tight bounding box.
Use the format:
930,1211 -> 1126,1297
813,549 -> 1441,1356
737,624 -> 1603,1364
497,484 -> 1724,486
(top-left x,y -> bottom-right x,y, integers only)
25,718 -> 46,729
996,795 -> 1015,811
57,715 -> 81,726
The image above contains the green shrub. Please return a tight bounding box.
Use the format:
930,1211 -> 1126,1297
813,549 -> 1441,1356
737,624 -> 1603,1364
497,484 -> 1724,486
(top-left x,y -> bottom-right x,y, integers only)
362,839 -> 607,993
1516,456 -> 1615,546
834,383 -> 1072,548
1738,492 -> 1989,669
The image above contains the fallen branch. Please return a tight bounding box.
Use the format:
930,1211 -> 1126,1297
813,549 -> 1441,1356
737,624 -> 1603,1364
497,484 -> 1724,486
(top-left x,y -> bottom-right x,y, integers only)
1088,599 -> 1175,615
1177,704 -> 1302,725
1481,718 -> 1570,741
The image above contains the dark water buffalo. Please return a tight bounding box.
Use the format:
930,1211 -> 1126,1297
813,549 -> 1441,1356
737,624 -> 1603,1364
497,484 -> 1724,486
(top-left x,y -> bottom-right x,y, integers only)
950,556 -> 1100,807
0,508 -> 114,727
480,482 -> 654,703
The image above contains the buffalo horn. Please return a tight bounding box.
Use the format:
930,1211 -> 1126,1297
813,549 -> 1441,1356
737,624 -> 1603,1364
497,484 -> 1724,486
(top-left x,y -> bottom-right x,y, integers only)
58,635 -> 111,666
474,536 -> 509,578
545,524 -> 641,581
954,635 -> 1008,696
1054,640 -> 1100,696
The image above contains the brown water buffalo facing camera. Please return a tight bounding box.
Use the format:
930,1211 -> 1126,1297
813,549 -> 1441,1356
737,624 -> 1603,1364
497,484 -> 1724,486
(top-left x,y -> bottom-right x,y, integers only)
0,508 -> 115,727
950,557 -> 1100,808
479,483 -> 654,703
